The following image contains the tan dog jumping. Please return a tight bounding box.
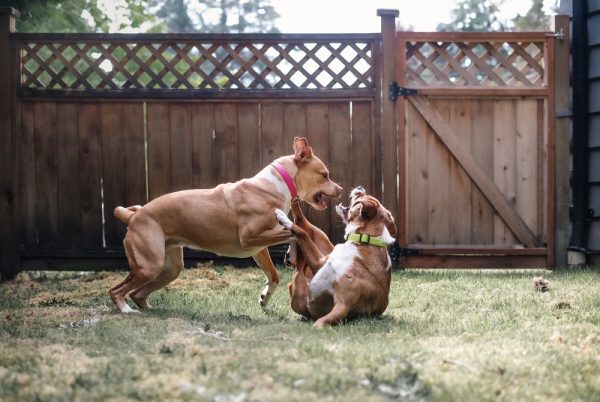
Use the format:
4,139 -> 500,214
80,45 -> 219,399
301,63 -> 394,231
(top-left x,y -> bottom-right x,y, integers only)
111,137 -> 342,313
276,187 -> 396,327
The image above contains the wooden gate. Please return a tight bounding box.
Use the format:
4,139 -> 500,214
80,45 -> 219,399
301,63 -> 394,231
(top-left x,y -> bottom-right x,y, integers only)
396,32 -> 556,268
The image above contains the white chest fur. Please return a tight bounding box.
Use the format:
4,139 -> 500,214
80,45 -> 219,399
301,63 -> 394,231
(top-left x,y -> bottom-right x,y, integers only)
308,242 -> 359,300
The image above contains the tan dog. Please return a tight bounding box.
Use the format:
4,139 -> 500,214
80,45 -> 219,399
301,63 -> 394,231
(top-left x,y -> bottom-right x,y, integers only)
276,187 -> 397,327
111,137 -> 342,313
286,199 -> 334,318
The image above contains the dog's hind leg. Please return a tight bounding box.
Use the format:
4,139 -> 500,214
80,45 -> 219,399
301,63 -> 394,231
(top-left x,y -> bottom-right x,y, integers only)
130,246 -> 184,309
253,248 -> 280,307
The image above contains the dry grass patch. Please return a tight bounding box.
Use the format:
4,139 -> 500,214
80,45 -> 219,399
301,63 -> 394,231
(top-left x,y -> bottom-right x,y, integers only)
1,266 -> 599,402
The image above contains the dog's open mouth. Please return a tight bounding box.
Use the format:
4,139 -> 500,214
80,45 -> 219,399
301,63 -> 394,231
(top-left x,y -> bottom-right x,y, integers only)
312,192 -> 328,210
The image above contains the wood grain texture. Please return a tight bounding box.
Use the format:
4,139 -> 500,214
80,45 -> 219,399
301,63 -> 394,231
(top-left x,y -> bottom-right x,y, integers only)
191,103 -> 215,189
147,103 -> 171,199
214,103 -> 238,183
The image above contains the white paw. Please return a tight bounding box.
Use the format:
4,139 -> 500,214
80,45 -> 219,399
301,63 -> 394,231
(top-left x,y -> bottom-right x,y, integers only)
275,209 -> 293,229
258,282 -> 279,307
120,305 -> 139,314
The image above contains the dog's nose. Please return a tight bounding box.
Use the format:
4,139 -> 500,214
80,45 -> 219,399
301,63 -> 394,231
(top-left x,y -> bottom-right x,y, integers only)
334,184 -> 343,197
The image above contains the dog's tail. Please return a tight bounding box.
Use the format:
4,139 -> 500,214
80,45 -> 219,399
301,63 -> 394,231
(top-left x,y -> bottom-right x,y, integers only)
114,205 -> 142,224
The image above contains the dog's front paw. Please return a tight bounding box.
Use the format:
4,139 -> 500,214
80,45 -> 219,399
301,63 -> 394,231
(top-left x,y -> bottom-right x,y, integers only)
274,209 -> 293,230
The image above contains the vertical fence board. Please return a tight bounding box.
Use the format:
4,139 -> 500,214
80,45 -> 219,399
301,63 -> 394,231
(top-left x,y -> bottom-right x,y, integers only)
237,103 -> 261,178
306,103 -> 331,234
427,100 -> 450,244
214,103 -> 238,183
122,103 -> 146,206
78,104 -> 103,248
352,101 -> 373,193
448,100 -> 472,244
33,102 -> 59,247
493,100 -> 517,245
470,100 -> 495,244
516,99 -> 539,235
191,104 -> 215,189
147,103 -> 171,200
56,103 -> 81,247
261,103 -> 285,165
328,102 -> 351,242
406,101 -> 429,244
169,104 -> 193,191
101,103 -> 126,247
20,101 -> 37,247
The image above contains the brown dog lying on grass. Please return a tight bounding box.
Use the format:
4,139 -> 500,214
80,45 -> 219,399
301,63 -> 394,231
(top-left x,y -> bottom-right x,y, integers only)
110,137 -> 342,313
276,187 -> 397,327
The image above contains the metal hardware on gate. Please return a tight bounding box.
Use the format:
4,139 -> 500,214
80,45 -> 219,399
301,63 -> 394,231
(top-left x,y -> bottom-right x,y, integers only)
389,81 -> 421,101
545,28 -> 565,40
389,242 -> 421,262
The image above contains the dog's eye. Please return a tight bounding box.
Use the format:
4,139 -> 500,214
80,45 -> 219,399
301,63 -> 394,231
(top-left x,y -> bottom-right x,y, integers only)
321,172 -> 328,179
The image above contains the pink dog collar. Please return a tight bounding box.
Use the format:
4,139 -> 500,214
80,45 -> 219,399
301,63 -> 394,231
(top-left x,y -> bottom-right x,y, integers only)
271,162 -> 297,199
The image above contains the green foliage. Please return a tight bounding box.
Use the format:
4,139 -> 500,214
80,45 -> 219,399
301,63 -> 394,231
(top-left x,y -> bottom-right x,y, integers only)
512,0 -> 550,31
437,0 -> 507,32
151,0 -> 280,33
0,0 -> 155,32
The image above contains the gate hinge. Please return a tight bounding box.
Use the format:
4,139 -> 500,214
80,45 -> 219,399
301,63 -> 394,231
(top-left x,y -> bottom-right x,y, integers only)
389,81 -> 421,101
389,242 -> 422,262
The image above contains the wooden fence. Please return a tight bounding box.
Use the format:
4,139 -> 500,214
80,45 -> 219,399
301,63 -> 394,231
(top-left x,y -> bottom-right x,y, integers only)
0,7 -> 570,279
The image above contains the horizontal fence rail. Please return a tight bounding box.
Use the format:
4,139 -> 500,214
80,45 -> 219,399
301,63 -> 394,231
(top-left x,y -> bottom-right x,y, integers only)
12,33 -> 379,99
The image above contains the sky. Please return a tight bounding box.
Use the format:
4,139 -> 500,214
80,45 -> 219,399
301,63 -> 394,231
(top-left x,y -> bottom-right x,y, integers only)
270,0 -> 557,33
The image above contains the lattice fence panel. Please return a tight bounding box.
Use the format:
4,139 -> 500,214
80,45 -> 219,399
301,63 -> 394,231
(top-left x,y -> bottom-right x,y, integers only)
405,41 -> 545,87
18,39 -> 375,92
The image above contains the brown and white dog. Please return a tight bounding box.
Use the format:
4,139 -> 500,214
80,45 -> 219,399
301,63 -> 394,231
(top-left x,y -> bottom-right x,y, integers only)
110,137 -> 342,313
285,198 -> 334,319
276,187 -> 396,327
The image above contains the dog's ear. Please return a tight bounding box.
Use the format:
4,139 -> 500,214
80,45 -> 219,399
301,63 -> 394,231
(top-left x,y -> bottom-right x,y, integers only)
359,199 -> 378,221
383,209 -> 397,238
293,137 -> 313,162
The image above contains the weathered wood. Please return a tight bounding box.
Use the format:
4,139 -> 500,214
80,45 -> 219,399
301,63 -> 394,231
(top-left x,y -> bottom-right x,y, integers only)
470,100 -> 495,244
553,15 -> 570,268
100,103 -> 126,246
515,100 -> 539,236
305,103 -> 332,234
352,102 -> 373,193
545,32 -> 557,268
379,10 -> 399,232
0,7 -> 19,279
56,103 -> 81,247
493,100 -> 517,245
20,101 -> 37,247
237,103 -> 261,178
191,103 -> 216,189
406,100 -> 429,244
409,96 -> 540,248
428,100 -> 450,244
328,102 -> 352,243
147,103 -> 171,199
403,255 -> 547,269
214,103 -> 238,183
261,103 -> 285,165
78,103 -> 103,248
33,101 -> 59,247
169,103 -> 193,191
122,103 -> 146,205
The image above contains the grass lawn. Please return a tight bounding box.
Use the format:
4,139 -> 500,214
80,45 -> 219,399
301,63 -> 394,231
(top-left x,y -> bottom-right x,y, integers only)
1,264 -> 599,402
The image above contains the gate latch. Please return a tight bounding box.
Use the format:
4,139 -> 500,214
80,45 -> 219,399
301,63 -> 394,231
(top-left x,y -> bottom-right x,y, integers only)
389,81 -> 421,101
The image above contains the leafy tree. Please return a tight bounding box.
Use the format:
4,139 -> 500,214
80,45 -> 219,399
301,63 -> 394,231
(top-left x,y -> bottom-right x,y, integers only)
512,0 -> 550,31
0,0 -> 154,32
437,0 -> 507,32
151,0 -> 280,33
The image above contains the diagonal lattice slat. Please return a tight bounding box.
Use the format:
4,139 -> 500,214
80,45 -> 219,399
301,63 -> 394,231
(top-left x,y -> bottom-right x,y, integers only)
18,39 -> 374,92
405,40 -> 545,88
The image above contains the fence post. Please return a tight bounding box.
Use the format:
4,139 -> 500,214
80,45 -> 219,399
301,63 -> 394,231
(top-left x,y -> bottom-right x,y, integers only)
377,9 -> 399,232
0,7 -> 19,281
553,14 -> 571,268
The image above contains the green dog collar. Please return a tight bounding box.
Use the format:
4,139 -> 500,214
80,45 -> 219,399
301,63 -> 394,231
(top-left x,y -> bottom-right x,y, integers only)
345,233 -> 389,248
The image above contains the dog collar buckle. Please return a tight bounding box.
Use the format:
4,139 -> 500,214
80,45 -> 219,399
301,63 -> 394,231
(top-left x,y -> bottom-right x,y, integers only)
345,233 -> 388,248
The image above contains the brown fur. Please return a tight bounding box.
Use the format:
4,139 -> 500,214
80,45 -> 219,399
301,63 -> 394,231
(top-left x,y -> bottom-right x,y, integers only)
110,137 -> 342,313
